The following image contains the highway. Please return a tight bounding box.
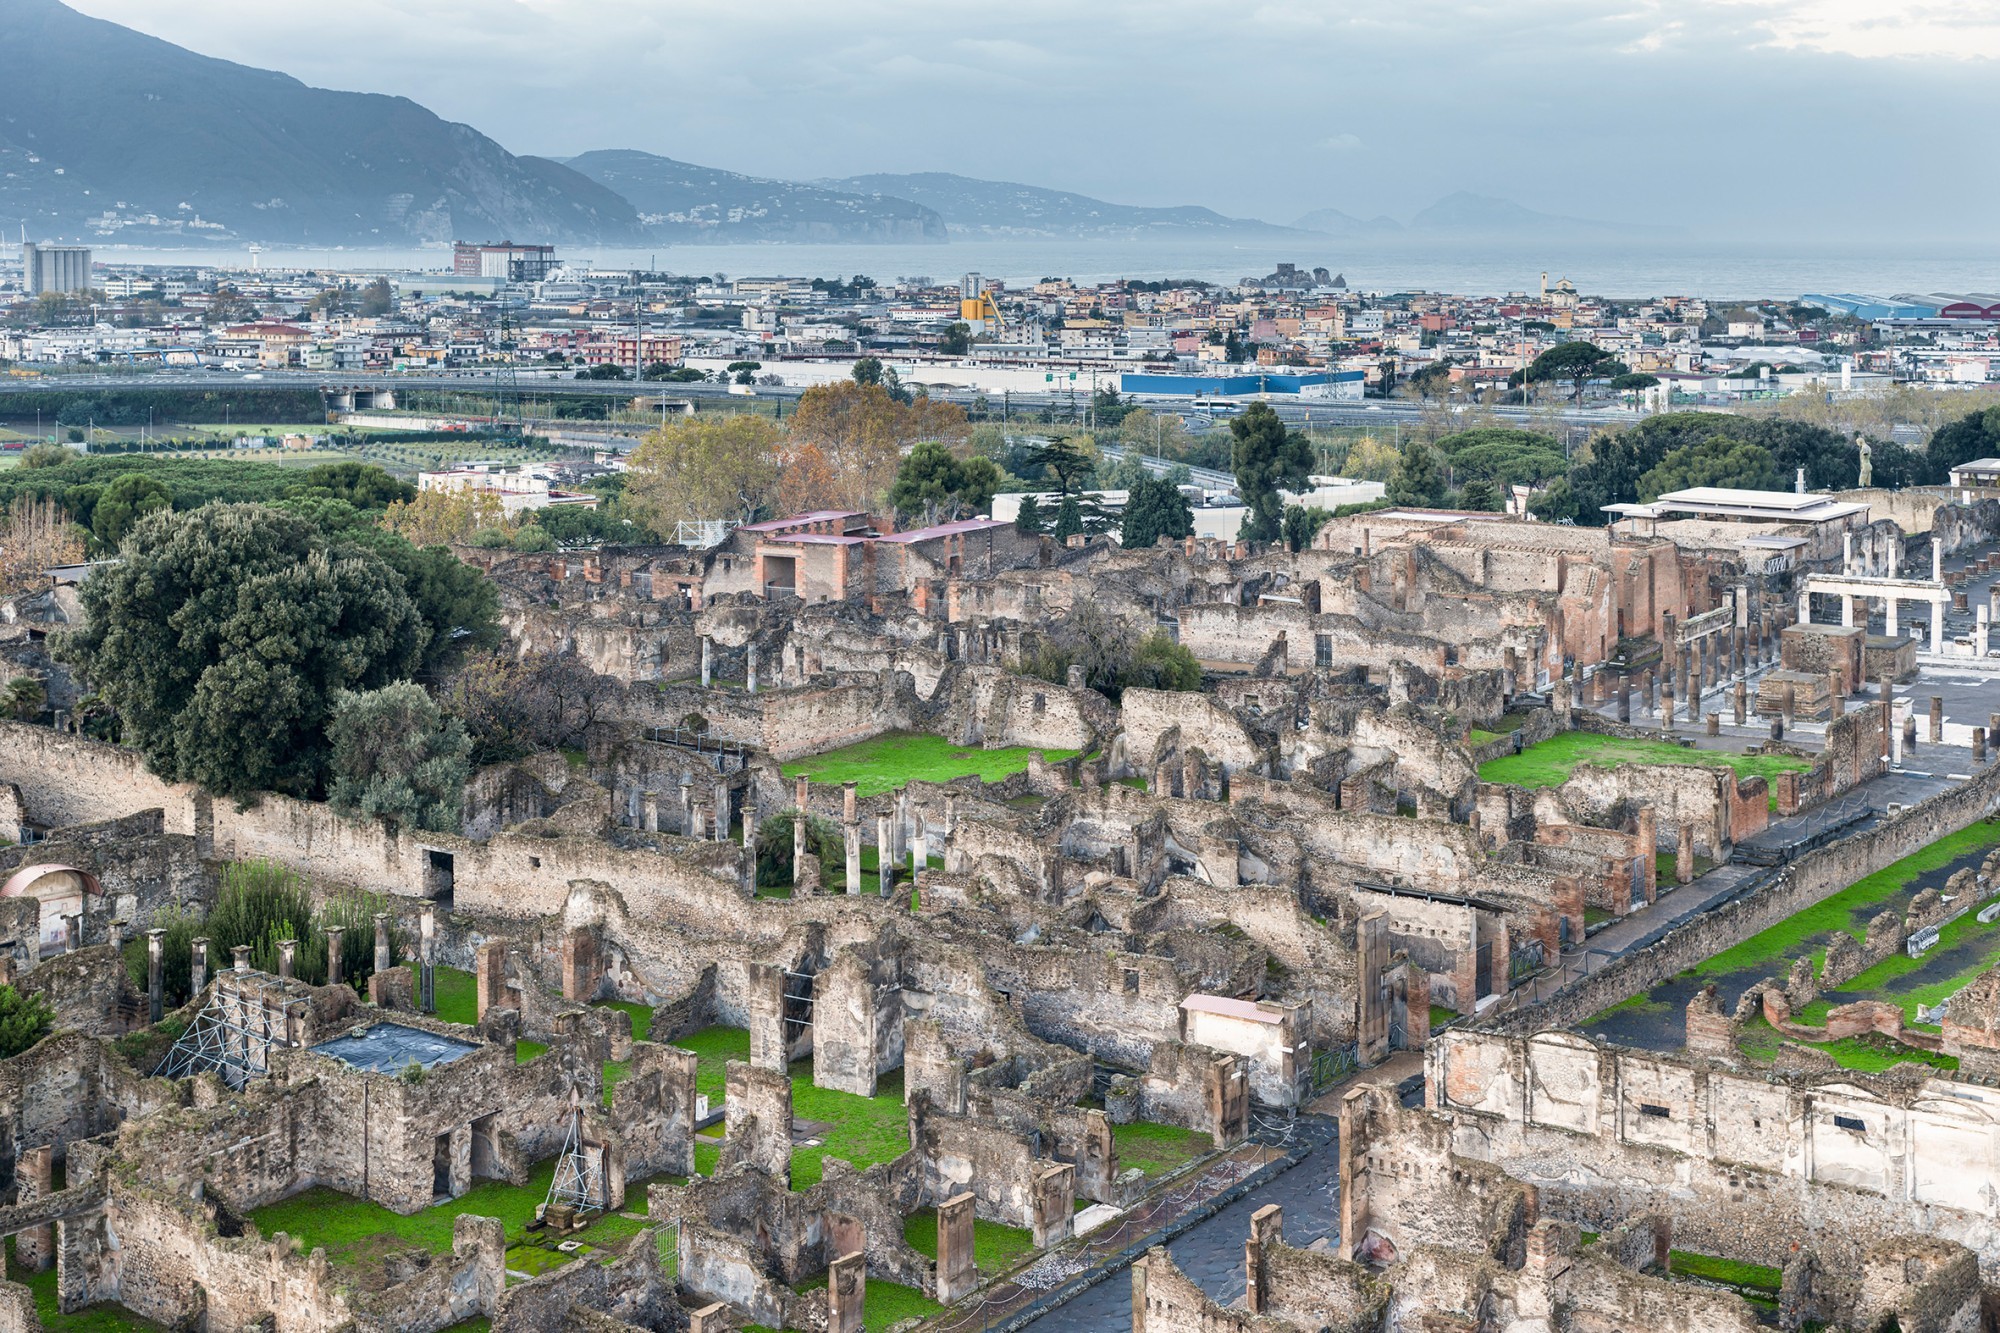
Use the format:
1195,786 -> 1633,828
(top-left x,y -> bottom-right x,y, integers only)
0,368 -> 1644,431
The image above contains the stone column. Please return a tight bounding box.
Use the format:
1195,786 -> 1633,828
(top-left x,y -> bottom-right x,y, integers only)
107,919 -> 125,952
1931,695 -> 1945,744
1781,683 -> 1796,730
742,804 -> 758,851
1905,714 -> 1919,753
233,944 -> 253,974
277,938 -> 296,981
826,1251 -> 866,1333
699,636 -> 712,688
1931,599 -> 1945,656
475,939 -> 507,1020
935,1192 -> 978,1304
642,790 -> 659,834
1706,712 -> 1719,736
373,912 -> 391,976
713,783 -> 730,842
877,815 -> 895,897
842,783 -> 858,825
147,928 -> 165,1023
1886,596 -> 1899,639
1841,594 -> 1854,628
746,645 -> 759,693
1733,681 -> 1747,726
1798,588 -> 1810,625
910,822 -> 927,879
792,778 -> 809,888
62,914 -> 80,953
324,925 -> 345,988
190,936 -> 209,998
678,783 -> 693,836
1616,670 -> 1630,724
1843,530 -> 1855,573
1934,536 -> 1945,584
844,823 -> 862,896
1676,823 -> 1694,885
1980,605 -> 1991,658
419,901 -> 437,1014
14,1145 -> 53,1272
1976,727 -> 1988,765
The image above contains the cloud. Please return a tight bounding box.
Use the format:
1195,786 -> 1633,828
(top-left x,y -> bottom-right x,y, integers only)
1723,0 -> 2000,60
1320,133 -> 1365,153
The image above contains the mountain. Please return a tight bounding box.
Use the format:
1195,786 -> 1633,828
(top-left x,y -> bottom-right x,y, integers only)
819,172 -> 1298,239
1292,207 -> 1403,236
562,150 -> 945,244
0,0 -> 644,246
1407,191 -> 1674,238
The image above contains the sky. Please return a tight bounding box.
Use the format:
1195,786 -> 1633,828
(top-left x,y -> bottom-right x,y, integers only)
61,0 -> 2000,242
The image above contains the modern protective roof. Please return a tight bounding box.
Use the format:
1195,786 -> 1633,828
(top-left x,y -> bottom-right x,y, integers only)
1180,994 -> 1286,1025
311,1023 -> 481,1074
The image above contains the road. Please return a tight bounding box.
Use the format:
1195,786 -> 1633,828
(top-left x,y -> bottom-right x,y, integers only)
0,369 -> 1643,431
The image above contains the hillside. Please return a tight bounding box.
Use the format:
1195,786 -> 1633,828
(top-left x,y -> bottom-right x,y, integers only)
562,150 -> 945,244
1408,191 -> 1673,238
819,172 -> 1297,239
0,0 -> 644,246
1293,207 -> 1404,236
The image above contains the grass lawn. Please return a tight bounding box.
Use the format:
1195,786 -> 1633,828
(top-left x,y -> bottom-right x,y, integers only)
782,731 -> 1080,799
247,1158 -> 655,1286
6,1239 -> 163,1330
1735,1016 -> 1959,1074
1428,1004 -> 1459,1028
1694,820 -> 2000,984
431,965 -> 478,1026
1668,1250 -> 1781,1301
1479,732 -> 1809,811
673,1024 -> 751,1107
1655,852 -> 1717,884
904,1207 -> 1037,1274
792,1275 -> 942,1331
1111,1121 -> 1212,1179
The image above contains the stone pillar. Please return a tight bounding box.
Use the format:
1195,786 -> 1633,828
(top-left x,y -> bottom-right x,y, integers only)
827,1250 -> 866,1333
14,1145 -> 53,1272
561,927 -> 597,1002
1733,681 -> 1746,726
936,1192 -> 978,1304
843,782 -> 858,825
743,804 -> 758,851
1706,712 -> 1719,737
878,816 -> 895,897
1976,727 -> 1988,765
1245,1204 -> 1284,1316
1676,824 -> 1694,885
233,944 -> 253,974
277,938 -> 296,981
713,783 -> 729,841
910,823 -> 927,879
1829,681 -> 1844,719
746,644 -> 759,693
1931,695 -> 1945,743
678,783 -> 693,837
1616,670 -> 1630,724
1781,683 -> 1795,730
1798,588 -> 1810,625
1933,535 -> 1945,584
190,937 -> 209,998
419,901 -> 437,1014
62,913 -> 80,953
1031,1162 -> 1076,1249
642,790 -> 659,834
700,636 -> 712,688
374,912 -> 392,975
1886,596 -> 1899,639
1981,605 -> 1991,658
844,823 -> 862,896
1841,594 -> 1855,628
1905,714 -> 1919,753
475,940 -> 507,1020
146,928 -> 165,1023
1843,530 -> 1854,573
1931,600 -> 1945,656
324,925 -> 345,988
106,919 -> 125,951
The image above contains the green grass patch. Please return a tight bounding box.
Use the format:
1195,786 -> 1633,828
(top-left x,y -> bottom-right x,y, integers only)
1111,1121 -> 1212,1179
505,1242 -> 580,1278
6,1238 -> 163,1330
247,1157 -> 645,1279
1587,993 -> 1672,1024
432,965 -> 478,1026
1479,732 -> 1808,811
792,1275 -> 940,1331
594,999 -> 655,1043
1428,1004 -> 1459,1028
781,731 -> 1079,799
1694,820 -> 2000,982
673,1025 -> 751,1107
788,1063 -> 908,1190
1668,1250 -> 1781,1293
516,1040 -> 548,1064
904,1207 -> 1037,1274
1656,852 -> 1716,883
1734,1016 -> 1959,1073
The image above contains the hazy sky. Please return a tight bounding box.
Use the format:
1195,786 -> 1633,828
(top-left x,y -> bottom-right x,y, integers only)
64,0 -> 2000,240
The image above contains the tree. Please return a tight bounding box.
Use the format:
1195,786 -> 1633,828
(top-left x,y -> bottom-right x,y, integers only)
625,414 -> 780,530
1609,372 -> 1660,391
20,445 -> 70,470
1025,437 -> 1095,495
1123,631 -> 1201,693
1230,405 -> 1312,543
380,488 -> 508,547
774,440 -> 840,519
89,473 -> 172,551
1120,475 -> 1195,549
577,363 -> 629,380
1014,494 -> 1045,536
286,461 -> 413,510
1118,408 -> 1191,461
0,987 -> 52,1059
510,524 -> 556,552
358,279 -> 393,318
438,648 -> 615,765
55,504 -> 426,799
1435,427 -> 1567,490
938,322 -> 972,356
1922,407 -> 2000,486
887,441 -> 999,526
1638,439 -> 1779,500
1387,439 -> 1448,506
1523,342 -> 1623,403
787,382 -> 968,512
326,682 -> 472,832
1457,480 -> 1503,512
851,357 -> 884,387
0,496 -> 84,596
0,676 -> 45,721
1052,495 -> 1083,542
1280,504 -> 1332,552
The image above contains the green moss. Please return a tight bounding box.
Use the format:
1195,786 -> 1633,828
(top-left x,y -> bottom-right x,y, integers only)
1479,732 -> 1809,811
1428,1004 -> 1459,1028
904,1207 -> 1037,1273
1668,1250 -> 1781,1293
1587,993 -> 1672,1024
1111,1120 -> 1212,1179
781,731 -> 1080,798
431,965 -> 478,1026
1695,820 -> 2000,981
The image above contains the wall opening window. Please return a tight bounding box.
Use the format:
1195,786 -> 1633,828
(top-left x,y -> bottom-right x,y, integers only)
1638,1103 -> 1670,1119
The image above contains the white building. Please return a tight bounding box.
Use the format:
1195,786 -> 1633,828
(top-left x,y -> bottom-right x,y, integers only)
418,465 -> 600,517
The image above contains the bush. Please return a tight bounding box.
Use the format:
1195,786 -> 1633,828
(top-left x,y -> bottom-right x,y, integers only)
755,810 -> 846,888
0,986 -> 53,1058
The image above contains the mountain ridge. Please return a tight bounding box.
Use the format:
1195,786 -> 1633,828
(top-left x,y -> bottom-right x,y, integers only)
819,171 -> 1303,239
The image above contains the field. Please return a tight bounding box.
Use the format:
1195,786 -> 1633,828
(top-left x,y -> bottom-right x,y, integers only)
781,731 -> 1081,798
1479,732 -> 1811,810
1585,818 -> 2000,1070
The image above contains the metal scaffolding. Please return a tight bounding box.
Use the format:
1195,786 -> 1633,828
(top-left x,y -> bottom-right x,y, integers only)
154,985 -> 306,1090
544,1092 -> 605,1216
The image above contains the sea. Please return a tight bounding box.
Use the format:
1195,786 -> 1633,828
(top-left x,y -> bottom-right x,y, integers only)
93,236 -> 2000,301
